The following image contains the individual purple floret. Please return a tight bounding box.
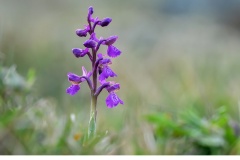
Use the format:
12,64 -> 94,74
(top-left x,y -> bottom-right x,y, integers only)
66,6 -> 123,137
66,66 -> 92,96
99,66 -> 117,82
105,83 -> 123,108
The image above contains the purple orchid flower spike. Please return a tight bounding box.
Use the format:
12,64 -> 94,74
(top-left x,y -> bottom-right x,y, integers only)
66,6 -> 123,138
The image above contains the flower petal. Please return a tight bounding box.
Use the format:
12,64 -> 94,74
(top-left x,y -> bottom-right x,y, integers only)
82,66 -> 88,77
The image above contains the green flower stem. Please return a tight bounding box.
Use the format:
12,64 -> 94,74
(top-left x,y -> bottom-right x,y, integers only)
88,95 -> 97,138
88,47 -> 98,139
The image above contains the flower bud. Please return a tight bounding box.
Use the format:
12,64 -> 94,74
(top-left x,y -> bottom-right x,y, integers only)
83,39 -> 96,48
72,48 -> 88,58
88,6 -> 94,15
72,48 -> 83,58
100,17 -> 112,27
76,29 -> 88,37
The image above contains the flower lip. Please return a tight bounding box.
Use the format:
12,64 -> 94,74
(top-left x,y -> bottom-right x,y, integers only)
83,39 -> 96,48
100,17 -> 112,27
106,92 -> 123,108
107,45 -> 121,58
66,84 -> 80,96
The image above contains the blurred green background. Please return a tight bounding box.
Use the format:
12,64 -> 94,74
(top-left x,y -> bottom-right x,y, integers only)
1,0 -> 240,155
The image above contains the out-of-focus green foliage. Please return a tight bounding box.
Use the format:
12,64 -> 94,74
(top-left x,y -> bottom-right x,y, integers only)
0,65 -> 121,154
145,107 -> 240,154
0,104 -> 120,155
0,65 -> 35,111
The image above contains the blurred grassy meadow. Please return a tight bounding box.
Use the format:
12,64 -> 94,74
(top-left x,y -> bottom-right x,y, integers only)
1,0 -> 240,155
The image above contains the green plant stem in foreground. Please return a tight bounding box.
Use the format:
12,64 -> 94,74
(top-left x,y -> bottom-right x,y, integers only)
88,95 -> 97,138
88,47 -> 98,139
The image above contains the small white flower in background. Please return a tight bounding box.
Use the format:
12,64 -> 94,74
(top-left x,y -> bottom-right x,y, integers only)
70,113 -> 76,122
